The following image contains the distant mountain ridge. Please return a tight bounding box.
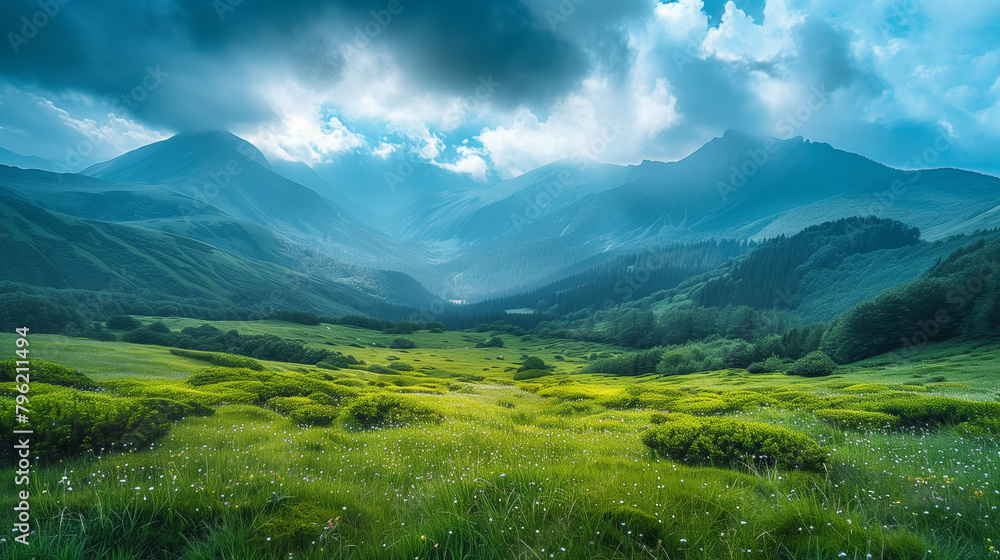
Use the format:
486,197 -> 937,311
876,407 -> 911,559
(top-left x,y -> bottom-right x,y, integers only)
79,131 -> 428,273
4,129 -> 1000,308
389,129 -> 1000,299
0,146 -> 60,172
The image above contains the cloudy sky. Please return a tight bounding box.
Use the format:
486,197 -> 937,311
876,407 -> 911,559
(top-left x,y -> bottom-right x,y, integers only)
1,0 -> 998,180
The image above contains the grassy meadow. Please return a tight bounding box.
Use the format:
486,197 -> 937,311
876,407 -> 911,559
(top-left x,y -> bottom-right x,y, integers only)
1,321 -> 999,559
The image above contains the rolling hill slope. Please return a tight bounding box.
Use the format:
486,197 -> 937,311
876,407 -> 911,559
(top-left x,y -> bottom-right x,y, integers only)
0,196 -> 412,316
81,131 -> 428,271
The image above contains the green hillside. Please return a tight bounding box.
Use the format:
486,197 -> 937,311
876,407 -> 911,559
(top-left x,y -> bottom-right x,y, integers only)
1,321 -> 998,559
0,196 -> 408,316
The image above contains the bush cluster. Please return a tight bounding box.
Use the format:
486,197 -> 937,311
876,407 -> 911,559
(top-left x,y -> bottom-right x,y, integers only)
475,336 -> 504,348
746,355 -> 784,374
344,393 -> 443,428
122,322 -> 343,365
169,348 -> 264,370
641,413 -> 828,471
786,351 -> 837,377
512,369 -> 552,381
186,367 -> 359,404
814,409 -> 899,431
0,359 -> 95,389
0,387 -> 174,460
856,395 -> 1000,427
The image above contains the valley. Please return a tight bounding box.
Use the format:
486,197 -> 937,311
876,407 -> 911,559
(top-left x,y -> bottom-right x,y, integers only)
2,131 -> 999,560
1,322 -> 999,559
3,2 -> 998,558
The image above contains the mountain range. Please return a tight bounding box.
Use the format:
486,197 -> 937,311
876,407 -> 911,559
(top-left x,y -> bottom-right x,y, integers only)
1,129 -> 998,320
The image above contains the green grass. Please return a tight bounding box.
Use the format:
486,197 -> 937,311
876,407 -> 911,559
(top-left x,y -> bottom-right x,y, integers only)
1,324 -> 999,559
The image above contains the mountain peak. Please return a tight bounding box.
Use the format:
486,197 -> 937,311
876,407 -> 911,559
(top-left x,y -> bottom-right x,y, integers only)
158,130 -> 273,170
720,128 -> 762,142
82,130 -> 273,182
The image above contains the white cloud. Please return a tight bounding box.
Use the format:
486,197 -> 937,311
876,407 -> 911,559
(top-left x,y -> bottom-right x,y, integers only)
372,141 -> 397,159
0,85 -> 167,168
416,134 -> 443,160
653,0 -> 709,43
245,113 -> 364,164
434,145 -> 488,181
703,0 -> 803,62
477,71 -> 679,178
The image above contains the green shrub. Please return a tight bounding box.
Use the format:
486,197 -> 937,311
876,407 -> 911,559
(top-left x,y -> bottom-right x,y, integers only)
517,356 -> 548,372
187,367 -> 264,386
332,378 -> 366,388
512,368 -> 553,381
656,346 -> 723,376
388,338 -> 416,349
137,397 -> 214,420
169,348 -> 264,370
193,382 -> 260,404
640,414 -> 828,471
387,362 -> 414,371
746,355 -> 784,374
476,336 -> 504,348
0,359 -> 94,389
367,364 -> 395,375
719,390 -> 768,410
104,380 -> 223,408
597,393 -> 641,410
767,389 -> 823,409
289,403 -> 340,426
344,393 -> 443,428
960,417 -> 1000,435
0,390 -> 172,459
856,395 -> 1000,427
581,348 -> 664,376
308,392 -> 338,406
814,409 -> 899,430
670,396 -> 731,415
787,351 -> 837,377
266,396 -> 315,414
637,392 -> 674,409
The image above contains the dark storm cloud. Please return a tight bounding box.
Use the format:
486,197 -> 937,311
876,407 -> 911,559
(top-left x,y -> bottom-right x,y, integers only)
0,0 -> 638,130
791,19 -> 865,92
